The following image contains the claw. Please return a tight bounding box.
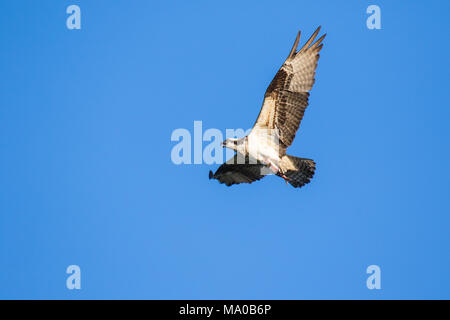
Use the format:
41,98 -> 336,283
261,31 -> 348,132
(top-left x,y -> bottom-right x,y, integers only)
278,173 -> 291,185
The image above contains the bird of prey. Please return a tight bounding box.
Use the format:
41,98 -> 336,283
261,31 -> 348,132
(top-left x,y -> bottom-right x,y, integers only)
209,26 -> 325,188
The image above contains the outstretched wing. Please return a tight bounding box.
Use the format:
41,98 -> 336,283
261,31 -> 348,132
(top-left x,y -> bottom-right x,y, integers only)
209,155 -> 269,187
253,26 -> 326,149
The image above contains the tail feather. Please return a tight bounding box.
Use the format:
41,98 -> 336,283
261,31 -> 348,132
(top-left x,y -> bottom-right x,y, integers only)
279,155 -> 316,188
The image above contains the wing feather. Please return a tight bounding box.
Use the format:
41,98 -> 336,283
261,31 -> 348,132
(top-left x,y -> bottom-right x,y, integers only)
253,27 -> 326,149
209,155 -> 269,187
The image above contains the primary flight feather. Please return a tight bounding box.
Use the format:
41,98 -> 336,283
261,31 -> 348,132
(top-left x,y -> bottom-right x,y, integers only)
209,26 -> 326,188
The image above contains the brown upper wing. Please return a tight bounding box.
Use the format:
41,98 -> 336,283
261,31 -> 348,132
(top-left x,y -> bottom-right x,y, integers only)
209,155 -> 269,187
253,27 -> 326,149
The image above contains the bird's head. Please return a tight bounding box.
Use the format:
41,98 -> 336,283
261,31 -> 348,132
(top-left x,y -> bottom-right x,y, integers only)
221,138 -> 244,151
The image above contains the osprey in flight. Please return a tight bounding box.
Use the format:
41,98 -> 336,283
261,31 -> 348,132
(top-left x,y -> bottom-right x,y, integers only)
209,26 -> 326,188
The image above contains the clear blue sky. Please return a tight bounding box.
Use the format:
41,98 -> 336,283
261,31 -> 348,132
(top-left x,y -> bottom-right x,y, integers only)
0,0 -> 449,299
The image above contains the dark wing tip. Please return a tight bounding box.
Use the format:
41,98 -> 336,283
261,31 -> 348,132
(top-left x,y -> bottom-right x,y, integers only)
311,33 -> 327,51
298,25 -> 324,54
287,31 -> 301,60
208,170 -> 214,180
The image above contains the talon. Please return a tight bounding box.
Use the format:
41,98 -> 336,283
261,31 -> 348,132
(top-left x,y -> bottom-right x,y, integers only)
279,173 -> 291,184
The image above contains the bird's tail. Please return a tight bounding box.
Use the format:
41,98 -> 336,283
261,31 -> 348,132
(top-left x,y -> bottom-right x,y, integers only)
279,155 -> 316,188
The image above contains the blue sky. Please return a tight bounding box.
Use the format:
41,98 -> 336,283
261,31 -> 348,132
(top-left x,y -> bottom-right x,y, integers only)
0,0 -> 449,299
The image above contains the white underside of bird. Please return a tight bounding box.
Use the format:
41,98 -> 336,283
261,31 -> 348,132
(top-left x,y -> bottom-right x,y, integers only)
246,129 -> 282,173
